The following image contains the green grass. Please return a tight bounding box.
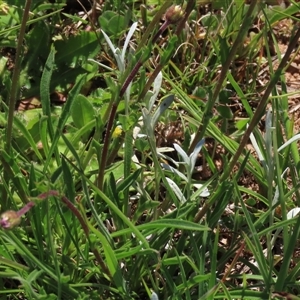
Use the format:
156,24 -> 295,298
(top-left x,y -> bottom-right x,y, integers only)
0,0 -> 300,299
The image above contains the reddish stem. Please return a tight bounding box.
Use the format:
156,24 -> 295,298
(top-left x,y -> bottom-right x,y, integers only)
16,190 -> 60,217
16,201 -> 35,217
119,20 -> 170,98
61,195 -> 112,278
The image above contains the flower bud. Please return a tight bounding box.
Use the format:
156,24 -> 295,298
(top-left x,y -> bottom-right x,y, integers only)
0,2 -> 9,14
112,126 -> 123,138
0,210 -> 21,230
165,5 -> 184,24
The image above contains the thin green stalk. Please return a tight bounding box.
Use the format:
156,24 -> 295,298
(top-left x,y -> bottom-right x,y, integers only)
187,0 -> 258,155
2,0 -> 32,210
136,1 -> 173,53
222,26 -> 300,180
97,100 -> 118,190
60,195 -> 112,278
0,189 -> 112,279
176,0 -> 195,36
194,26 -> 300,225
6,0 -> 32,150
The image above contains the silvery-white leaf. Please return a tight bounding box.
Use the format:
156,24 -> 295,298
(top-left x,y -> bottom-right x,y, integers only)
272,185 -> 279,206
173,143 -> 189,165
131,154 -> 140,166
151,95 -> 174,127
281,167 -> 289,178
124,81 -> 132,104
150,291 -> 159,300
144,90 -> 153,106
142,108 -> 152,131
133,125 -> 141,139
156,147 -> 175,153
200,190 -> 210,197
87,59 -> 114,72
161,163 -> 188,182
249,126 -> 269,174
166,177 -> 187,204
287,207 -> 300,219
122,22 -> 138,63
193,183 -> 210,198
101,29 -> 116,54
148,71 -> 162,111
190,138 -> 205,170
265,108 -> 273,145
189,133 -> 196,146
114,48 -> 124,72
157,152 -> 179,167
278,133 -> 300,152
133,117 -> 144,139
249,129 -> 265,165
136,133 -> 147,139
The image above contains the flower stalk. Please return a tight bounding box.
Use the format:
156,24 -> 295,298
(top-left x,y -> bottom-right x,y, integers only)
0,190 -> 112,278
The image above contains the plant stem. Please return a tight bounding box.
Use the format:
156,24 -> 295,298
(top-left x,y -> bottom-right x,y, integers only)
120,19 -> 171,96
222,26 -> 300,180
187,0 -> 258,155
61,194 -> 112,278
194,22 -> 300,224
136,1 -> 173,53
16,201 -> 35,217
120,61 -> 143,97
97,102 -> 118,190
176,0 -> 195,36
2,0 -> 32,210
138,62 -> 162,101
6,0 -> 32,151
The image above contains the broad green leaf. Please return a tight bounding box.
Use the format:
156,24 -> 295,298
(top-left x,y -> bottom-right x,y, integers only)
99,11 -> 127,37
216,105 -> 233,119
71,94 -> 95,130
0,9 -> 62,37
44,75 -> 87,171
54,31 -> 100,67
12,115 -> 43,161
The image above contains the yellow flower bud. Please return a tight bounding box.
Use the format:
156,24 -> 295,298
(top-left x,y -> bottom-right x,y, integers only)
112,126 -> 123,138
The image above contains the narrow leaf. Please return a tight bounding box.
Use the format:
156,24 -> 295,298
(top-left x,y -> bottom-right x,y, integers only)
173,143 -> 189,165
166,177 -> 187,204
148,71 -> 162,111
40,46 -> 55,140
190,139 -> 205,170
122,22 -> 138,62
44,75 -> 87,171
151,95 -> 174,127
111,219 -> 210,237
